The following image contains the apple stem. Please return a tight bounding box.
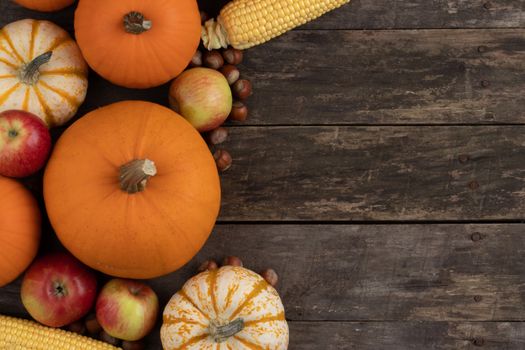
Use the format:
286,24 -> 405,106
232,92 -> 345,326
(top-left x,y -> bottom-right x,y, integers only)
124,12 -> 152,34
20,51 -> 52,85
119,159 -> 157,194
209,318 -> 244,343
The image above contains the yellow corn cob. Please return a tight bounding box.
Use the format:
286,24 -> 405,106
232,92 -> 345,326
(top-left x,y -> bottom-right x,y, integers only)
0,315 -> 121,350
202,0 -> 351,50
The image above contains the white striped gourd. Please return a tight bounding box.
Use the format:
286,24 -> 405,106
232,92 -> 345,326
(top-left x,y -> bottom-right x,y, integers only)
161,266 -> 289,349
0,19 -> 88,127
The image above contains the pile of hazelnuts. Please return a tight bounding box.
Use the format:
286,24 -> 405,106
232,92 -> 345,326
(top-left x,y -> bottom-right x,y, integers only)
190,11 -> 253,173
65,314 -> 145,350
199,256 -> 279,287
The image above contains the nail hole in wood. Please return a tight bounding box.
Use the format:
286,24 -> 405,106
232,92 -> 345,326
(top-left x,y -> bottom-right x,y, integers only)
471,232 -> 483,242
477,46 -> 488,53
468,181 -> 480,190
480,80 -> 491,88
458,154 -> 470,164
472,337 -> 485,346
484,112 -> 495,120
483,2 -> 492,10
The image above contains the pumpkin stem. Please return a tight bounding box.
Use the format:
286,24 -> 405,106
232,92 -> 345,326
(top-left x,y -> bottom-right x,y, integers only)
209,318 -> 244,343
202,19 -> 230,50
124,11 -> 152,34
19,51 -> 52,85
119,159 -> 157,194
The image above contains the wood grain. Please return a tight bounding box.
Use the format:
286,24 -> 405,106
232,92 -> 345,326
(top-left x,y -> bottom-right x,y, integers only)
2,1 -> 524,31
218,126 -> 525,221
286,321 -> 525,350
2,224 -> 525,348
3,224 -> 524,322
302,0 -> 525,30
241,29 -> 525,125
140,321 -> 525,350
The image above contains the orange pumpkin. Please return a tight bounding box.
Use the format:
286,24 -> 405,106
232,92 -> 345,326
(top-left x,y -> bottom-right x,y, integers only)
0,176 -> 40,287
43,101 -> 221,279
74,0 -> 201,89
13,0 -> 74,12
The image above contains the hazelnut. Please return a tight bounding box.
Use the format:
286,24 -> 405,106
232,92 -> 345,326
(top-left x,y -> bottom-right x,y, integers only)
232,79 -> 253,100
222,48 -> 243,65
85,313 -> 102,335
189,50 -> 202,67
122,340 -> 146,350
200,11 -> 210,24
99,330 -> 121,346
213,149 -> 233,172
203,50 -> 224,70
229,101 -> 248,122
261,269 -> 279,287
67,321 -> 86,335
220,64 -> 240,85
208,127 -> 229,145
222,256 -> 243,267
198,260 -> 219,272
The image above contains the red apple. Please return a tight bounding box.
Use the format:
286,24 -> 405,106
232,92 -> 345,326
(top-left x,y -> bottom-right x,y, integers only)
0,110 -> 51,178
169,67 -> 232,132
96,279 -> 159,341
21,253 -> 97,328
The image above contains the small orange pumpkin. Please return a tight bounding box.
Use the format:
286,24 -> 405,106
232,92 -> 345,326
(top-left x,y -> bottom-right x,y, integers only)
0,176 -> 40,287
44,101 -> 221,279
74,0 -> 201,89
13,0 -> 75,12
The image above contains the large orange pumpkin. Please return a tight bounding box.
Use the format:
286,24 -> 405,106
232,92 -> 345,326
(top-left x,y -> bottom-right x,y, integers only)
13,0 -> 74,12
74,0 -> 201,89
43,101 -> 221,279
0,176 -> 40,287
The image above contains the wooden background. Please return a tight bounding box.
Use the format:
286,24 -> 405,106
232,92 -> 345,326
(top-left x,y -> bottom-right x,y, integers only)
2,0 -> 525,349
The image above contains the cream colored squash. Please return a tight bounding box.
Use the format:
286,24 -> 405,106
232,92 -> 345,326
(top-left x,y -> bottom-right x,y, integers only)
161,266 -> 289,350
0,19 -> 88,127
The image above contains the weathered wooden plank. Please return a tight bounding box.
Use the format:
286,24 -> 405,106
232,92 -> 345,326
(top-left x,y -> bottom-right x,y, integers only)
2,1 -> 524,31
286,321 -> 525,350
3,224 -> 525,322
61,29 -> 525,127
302,0 -> 525,30
218,126 -> 525,221
241,29 -> 525,125
200,224 -> 525,322
140,321 -> 525,350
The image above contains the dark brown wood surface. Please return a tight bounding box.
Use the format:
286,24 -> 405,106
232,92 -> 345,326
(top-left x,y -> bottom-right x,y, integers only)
2,0 -> 525,349
107,321 -> 525,349
3,1 -> 525,30
219,126 -> 525,221
243,29 -> 525,125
